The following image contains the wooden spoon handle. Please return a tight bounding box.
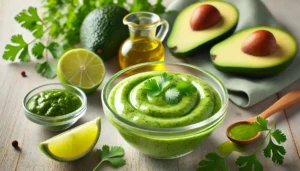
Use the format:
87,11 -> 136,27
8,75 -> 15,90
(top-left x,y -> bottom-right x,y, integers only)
255,90 -> 300,120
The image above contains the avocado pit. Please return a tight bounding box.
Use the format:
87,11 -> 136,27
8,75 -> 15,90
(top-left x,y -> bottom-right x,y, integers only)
190,4 -> 222,31
241,30 -> 278,56
172,46 -> 178,52
211,55 -> 217,60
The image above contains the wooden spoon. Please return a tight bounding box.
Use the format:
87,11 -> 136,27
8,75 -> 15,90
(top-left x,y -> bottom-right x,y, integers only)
226,90 -> 300,145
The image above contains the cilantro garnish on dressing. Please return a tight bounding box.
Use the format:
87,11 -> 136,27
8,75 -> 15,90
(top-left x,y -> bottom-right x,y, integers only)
144,72 -> 196,104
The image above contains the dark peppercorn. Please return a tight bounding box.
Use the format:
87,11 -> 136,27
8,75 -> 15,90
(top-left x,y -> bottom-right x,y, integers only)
12,140 -> 19,149
21,71 -> 27,77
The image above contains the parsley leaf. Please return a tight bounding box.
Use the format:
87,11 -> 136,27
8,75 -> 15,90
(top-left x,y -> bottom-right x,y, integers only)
144,79 -> 161,96
271,129 -> 287,144
47,42 -> 64,59
130,0 -> 152,12
93,145 -> 126,171
176,81 -> 197,96
19,46 -> 30,62
252,116 -> 269,131
197,153 -> 228,171
117,0 -> 127,6
35,61 -> 57,78
158,72 -> 173,89
153,0 -> 166,14
15,7 -> 44,38
96,0 -> 115,7
32,42 -> 45,59
3,35 -> 29,61
263,138 -> 286,164
49,20 -> 61,38
236,154 -> 263,171
164,88 -> 180,104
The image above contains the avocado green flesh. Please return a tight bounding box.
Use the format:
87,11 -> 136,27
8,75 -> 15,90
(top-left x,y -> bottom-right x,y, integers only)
167,1 -> 239,57
26,90 -> 82,116
211,26 -> 298,76
80,5 -> 129,60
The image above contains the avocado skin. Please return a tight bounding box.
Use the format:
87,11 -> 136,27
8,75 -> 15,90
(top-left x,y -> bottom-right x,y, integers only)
211,57 -> 294,77
168,24 -> 237,58
80,6 -> 129,60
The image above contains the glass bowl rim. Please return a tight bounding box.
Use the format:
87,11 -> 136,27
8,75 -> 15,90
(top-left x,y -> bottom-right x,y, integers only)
22,83 -> 87,120
102,61 -> 229,133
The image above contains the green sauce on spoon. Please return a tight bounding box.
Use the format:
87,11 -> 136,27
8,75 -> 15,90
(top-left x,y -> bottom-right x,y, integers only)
229,123 -> 260,141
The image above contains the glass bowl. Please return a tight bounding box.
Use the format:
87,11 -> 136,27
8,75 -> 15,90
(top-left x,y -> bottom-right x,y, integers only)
101,62 -> 228,159
22,83 -> 87,131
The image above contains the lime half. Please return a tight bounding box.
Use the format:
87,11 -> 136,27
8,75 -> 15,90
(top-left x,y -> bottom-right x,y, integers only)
57,48 -> 105,94
40,117 -> 101,162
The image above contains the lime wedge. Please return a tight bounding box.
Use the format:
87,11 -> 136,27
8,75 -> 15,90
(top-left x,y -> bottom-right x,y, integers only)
40,117 -> 101,162
57,48 -> 105,94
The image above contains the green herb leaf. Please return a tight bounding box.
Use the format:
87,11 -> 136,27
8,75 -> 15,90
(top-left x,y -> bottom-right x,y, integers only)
144,79 -> 161,97
47,42 -> 64,59
106,157 -> 126,167
130,0 -> 152,12
19,46 -> 30,62
49,20 -> 61,38
252,116 -> 269,131
3,35 -> 28,61
197,153 -> 228,171
236,154 -> 263,171
117,0 -> 127,6
176,81 -> 196,96
164,88 -> 180,104
263,138 -> 286,164
271,129 -> 287,144
93,145 -> 126,171
96,0 -> 115,7
35,61 -> 57,78
153,0 -> 166,14
158,72 -> 173,89
15,7 -> 44,38
32,42 -> 45,59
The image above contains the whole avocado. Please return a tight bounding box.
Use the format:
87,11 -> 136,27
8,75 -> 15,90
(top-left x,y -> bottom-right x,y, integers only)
80,6 -> 129,60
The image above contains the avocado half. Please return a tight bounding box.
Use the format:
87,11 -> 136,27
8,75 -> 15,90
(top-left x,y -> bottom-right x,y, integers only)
167,1 -> 239,58
210,26 -> 298,77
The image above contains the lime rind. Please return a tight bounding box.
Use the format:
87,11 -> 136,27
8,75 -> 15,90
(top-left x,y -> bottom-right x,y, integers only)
39,117 -> 101,162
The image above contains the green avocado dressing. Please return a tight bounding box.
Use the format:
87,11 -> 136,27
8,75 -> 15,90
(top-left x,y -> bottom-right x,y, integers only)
26,89 -> 82,116
217,141 -> 246,155
108,71 -> 221,128
229,123 -> 260,140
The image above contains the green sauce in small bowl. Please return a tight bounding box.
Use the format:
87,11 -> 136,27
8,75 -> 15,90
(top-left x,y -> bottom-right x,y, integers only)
26,90 -> 82,116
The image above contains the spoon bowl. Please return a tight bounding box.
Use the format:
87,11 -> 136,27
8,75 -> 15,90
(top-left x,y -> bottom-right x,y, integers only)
226,120 -> 262,145
226,90 -> 300,145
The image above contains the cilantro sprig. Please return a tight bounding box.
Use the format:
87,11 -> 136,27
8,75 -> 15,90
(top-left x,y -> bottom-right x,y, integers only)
198,153 -> 228,171
197,117 -> 287,171
3,1 -> 166,78
144,73 -> 196,104
93,145 -> 126,171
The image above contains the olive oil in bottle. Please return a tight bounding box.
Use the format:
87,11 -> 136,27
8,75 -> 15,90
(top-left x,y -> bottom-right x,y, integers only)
118,12 -> 169,69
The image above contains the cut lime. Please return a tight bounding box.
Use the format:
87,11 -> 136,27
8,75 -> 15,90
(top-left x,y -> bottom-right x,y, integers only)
57,48 -> 105,94
40,117 -> 101,162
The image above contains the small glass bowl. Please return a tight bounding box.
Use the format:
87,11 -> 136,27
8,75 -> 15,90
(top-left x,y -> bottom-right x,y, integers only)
22,83 -> 87,131
102,62 -> 229,159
